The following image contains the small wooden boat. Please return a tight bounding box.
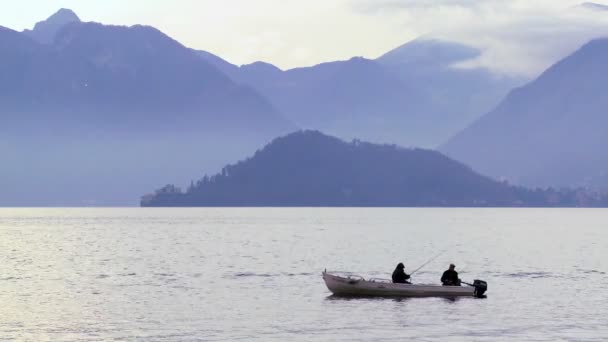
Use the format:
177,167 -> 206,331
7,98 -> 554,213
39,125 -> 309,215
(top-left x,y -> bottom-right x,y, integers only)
322,271 -> 487,298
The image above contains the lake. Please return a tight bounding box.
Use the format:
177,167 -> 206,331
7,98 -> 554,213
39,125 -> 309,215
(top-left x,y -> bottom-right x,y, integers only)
0,208 -> 606,341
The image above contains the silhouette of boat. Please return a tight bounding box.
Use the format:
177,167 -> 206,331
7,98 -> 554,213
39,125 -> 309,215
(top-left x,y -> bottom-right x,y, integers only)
322,270 -> 487,298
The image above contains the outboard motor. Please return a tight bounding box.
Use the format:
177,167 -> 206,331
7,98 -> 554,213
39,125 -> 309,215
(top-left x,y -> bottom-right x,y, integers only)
473,280 -> 488,298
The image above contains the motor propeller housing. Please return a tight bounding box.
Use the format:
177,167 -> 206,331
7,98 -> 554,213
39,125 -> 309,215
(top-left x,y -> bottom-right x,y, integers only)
473,279 -> 488,297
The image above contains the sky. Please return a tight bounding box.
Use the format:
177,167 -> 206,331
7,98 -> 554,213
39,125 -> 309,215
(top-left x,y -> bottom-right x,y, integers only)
1,0 -> 608,76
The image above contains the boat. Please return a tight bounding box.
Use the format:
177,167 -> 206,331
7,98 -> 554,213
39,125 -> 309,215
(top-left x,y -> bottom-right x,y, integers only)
322,270 -> 487,298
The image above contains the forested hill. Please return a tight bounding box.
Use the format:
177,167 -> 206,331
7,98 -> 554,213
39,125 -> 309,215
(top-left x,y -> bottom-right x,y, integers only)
141,131 -> 607,207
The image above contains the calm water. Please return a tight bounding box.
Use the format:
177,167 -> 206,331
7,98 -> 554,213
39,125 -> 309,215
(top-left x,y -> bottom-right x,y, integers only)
0,208 -> 606,341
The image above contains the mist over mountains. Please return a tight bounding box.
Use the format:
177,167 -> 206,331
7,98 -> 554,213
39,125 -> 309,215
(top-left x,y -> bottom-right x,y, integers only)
2,7 -> 607,206
0,8 -> 520,206
442,38 -> 608,188
1,9 -> 293,205
200,39 -> 522,148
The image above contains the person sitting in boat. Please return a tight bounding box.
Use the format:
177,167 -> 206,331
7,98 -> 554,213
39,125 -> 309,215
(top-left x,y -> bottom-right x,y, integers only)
392,262 -> 411,284
441,264 -> 461,286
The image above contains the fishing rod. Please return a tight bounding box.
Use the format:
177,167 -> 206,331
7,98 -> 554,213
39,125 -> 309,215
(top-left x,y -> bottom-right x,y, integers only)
409,248 -> 450,276
409,238 -> 475,276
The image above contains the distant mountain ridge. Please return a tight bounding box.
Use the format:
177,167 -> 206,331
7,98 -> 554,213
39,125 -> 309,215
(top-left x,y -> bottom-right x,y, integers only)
0,11 -> 295,206
3,19 -> 294,136
142,131 -> 607,207
199,39 -> 524,148
441,38 -> 608,188
0,8 -> 526,205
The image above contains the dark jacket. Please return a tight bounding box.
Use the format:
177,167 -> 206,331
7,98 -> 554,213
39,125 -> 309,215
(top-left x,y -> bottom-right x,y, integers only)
441,269 -> 460,286
392,267 -> 411,284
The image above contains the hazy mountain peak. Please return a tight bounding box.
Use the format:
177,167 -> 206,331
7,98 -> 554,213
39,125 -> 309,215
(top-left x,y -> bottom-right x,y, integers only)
49,20 -> 237,91
24,8 -> 81,44
580,2 -> 608,11
377,38 -> 481,67
241,61 -> 283,72
43,8 -> 81,25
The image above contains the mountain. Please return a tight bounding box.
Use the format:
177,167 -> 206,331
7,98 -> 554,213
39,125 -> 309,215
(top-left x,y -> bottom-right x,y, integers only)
376,38 -> 480,68
141,130 -> 596,207
0,11 -> 295,206
200,39 -> 523,148
580,2 -> 608,11
375,39 -> 523,146
441,38 -> 608,188
243,56 -> 430,145
23,8 -> 80,44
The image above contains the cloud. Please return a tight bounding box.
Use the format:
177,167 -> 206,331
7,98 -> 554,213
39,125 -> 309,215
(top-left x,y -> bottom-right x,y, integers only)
351,0 -> 608,76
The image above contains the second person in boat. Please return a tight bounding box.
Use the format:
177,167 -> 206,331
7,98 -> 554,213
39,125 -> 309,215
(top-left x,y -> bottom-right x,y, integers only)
392,262 -> 411,284
441,263 -> 461,286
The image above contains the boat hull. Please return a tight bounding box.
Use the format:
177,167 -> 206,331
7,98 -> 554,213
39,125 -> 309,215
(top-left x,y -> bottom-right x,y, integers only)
323,272 -> 475,297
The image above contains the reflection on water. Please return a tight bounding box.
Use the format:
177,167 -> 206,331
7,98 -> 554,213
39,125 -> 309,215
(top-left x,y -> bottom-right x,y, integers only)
0,208 -> 607,341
